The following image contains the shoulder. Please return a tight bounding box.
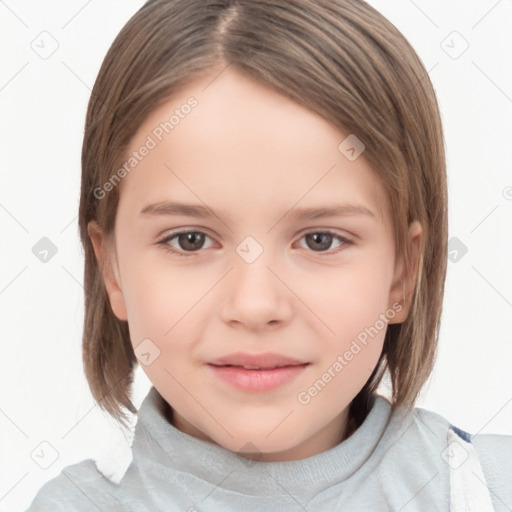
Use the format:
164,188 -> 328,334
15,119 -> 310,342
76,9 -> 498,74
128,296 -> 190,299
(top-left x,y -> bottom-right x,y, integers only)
392,400 -> 512,512
25,459 -> 124,512
375,396 -> 455,458
470,431 -> 512,510
370,399 -> 453,508
410,403 -> 512,473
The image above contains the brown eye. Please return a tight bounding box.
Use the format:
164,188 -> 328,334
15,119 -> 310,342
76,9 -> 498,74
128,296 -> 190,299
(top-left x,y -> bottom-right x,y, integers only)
297,231 -> 353,254
176,232 -> 206,251
305,233 -> 334,251
158,231 -> 215,256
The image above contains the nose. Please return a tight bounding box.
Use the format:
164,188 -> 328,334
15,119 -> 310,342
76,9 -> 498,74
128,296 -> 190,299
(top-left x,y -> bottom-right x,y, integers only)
220,249 -> 293,331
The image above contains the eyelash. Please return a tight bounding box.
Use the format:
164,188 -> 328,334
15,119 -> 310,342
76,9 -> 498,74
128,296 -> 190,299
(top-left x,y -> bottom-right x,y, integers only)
156,229 -> 354,257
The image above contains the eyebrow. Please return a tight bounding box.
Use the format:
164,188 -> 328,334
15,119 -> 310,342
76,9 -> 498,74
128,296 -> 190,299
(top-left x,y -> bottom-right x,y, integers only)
140,201 -> 376,221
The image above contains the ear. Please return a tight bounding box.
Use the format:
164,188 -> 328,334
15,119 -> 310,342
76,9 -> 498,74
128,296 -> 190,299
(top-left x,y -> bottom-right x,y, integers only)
87,221 -> 128,322
387,220 -> 423,324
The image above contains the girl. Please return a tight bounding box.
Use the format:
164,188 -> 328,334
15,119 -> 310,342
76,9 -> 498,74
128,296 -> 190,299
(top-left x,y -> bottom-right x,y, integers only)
27,0 -> 511,510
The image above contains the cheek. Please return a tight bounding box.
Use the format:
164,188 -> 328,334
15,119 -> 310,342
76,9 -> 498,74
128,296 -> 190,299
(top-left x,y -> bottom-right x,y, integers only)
120,260 -> 203,390
304,258 -> 392,388
305,257 -> 393,336
120,255 -> 213,350
306,290 -> 388,409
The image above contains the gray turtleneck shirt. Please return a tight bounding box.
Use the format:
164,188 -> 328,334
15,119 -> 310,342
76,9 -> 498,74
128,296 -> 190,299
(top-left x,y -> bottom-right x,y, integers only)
26,386 -> 511,511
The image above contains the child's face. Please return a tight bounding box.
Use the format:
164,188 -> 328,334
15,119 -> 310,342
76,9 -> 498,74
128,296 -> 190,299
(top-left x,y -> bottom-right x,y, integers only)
90,68 -> 419,461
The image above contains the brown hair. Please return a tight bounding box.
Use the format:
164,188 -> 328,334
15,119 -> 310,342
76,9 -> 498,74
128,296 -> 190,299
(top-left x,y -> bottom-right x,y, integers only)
79,0 -> 448,430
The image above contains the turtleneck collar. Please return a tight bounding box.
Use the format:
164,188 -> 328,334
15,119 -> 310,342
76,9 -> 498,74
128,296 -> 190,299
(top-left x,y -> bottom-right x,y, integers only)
130,386 -> 412,501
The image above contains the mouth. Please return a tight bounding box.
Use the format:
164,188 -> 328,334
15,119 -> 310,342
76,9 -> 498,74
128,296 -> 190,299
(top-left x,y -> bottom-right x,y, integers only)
206,353 -> 310,392
209,363 -> 307,370
208,352 -> 309,369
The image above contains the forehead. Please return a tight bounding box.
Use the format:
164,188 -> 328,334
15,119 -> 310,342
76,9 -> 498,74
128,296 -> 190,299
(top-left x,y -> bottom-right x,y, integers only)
117,68 -> 389,225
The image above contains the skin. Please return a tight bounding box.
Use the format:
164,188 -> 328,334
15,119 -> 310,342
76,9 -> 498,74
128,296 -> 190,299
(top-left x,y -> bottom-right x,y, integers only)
89,68 -> 422,462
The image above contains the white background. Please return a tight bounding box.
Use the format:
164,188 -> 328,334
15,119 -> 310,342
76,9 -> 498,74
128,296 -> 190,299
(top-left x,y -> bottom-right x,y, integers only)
1,1 -> 511,510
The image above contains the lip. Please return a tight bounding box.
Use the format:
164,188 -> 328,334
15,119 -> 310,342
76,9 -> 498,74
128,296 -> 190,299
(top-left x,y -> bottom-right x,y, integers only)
207,352 -> 309,392
208,352 -> 308,369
